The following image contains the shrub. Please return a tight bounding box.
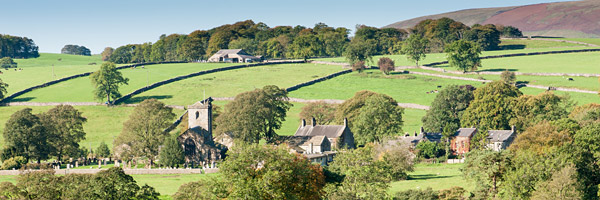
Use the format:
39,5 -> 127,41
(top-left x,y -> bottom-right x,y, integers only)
378,57 -> 395,75
393,187 -> 439,200
1,156 -> 27,170
352,61 -> 365,73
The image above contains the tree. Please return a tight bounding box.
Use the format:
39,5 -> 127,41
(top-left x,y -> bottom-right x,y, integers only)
176,144 -> 326,199
464,24 -> 501,51
215,85 -> 291,143
461,81 -> 522,132
334,90 -> 398,129
393,188 -> 438,200
415,140 -> 443,159
2,108 -> 50,163
96,141 -> 111,159
90,62 -> 129,104
445,39 -> 482,72
0,78 -> 8,100
402,34 -> 429,66
462,150 -> 511,198
158,134 -> 184,168
0,57 -> 17,69
377,57 -> 395,75
100,47 -> 114,61
0,34 -> 39,58
352,61 -> 365,73
510,92 -> 572,131
531,165 -> 582,200
114,99 -> 175,167
41,105 -> 87,161
422,85 -> 475,133
344,38 -> 376,65
571,122 -> 600,198
354,95 -> 404,145
299,101 -> 336,125
501,70 -> 516,85
509,120 -> 577,154
61,44 -> 91,56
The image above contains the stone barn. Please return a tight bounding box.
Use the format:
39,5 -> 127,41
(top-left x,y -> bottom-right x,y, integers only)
208,49 -> 261,63
177,98 -> 227,166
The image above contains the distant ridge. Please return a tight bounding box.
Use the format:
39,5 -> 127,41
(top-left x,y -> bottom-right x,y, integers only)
385,1 -> 600,38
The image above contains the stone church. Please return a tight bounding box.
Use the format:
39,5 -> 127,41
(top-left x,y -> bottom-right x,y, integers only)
177,97 -> 226,165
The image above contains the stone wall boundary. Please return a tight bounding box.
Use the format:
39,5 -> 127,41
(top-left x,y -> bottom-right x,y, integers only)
0,61 -> 186,104
0,168 -> 220,176
113,60 -> 304,105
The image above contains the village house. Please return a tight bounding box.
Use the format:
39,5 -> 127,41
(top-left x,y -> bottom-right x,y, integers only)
451,128 -> 477,156
294,118 -> 355,149
177,98 -> 227,166
207,49 -> 261,63
278,135 -> 336,165
486,126 -> 517,151
400,127 -> 443,147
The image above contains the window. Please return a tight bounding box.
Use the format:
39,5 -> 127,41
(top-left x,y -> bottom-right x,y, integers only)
195,111 -> 199,119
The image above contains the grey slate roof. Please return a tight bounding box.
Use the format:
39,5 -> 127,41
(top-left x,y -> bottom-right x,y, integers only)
455,128 -> 477,137
487,130 -> 515,142
417,132 -> 443,143
214,49 -> 244,55
294,125 -> 346,139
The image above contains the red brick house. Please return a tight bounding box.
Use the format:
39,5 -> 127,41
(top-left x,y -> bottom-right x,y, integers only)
451,128 -> 478,156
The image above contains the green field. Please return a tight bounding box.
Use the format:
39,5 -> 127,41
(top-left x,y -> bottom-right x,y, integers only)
312,46 -> 595,66
1,53 -> 104,95
389,163 -> 474,194
288,70 -> 485,106
563,38 -> 600,46
124,63 -> 345,106
13,63 -> 235,103
499,39 -> 585,50
432,51 -> 600,74
0,106 -> 137,150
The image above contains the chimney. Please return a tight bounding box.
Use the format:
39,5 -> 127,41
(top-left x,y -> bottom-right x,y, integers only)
311,117 -> 316,126
511,125 -> 515,133
414,131 -> 417,137
344,118 -> 348,127
420,127 -> 425,134
309,143 -> 313,154
301,119 -> 306,127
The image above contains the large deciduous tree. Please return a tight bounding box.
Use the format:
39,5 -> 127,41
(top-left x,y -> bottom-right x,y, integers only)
463,150 -> 512,198
299,101 -> 336,125
114,99 -> 175,166
61,44 -> 91,56
0,78 -> 8,100
2,108 -> 50,163
174,144 -> 326,199
0,57 -> 17,69
41,105 -> 87,161
354,95 -> 404,145
215,85 -> 291,144
445,39 -> 482,72
344,38 -> 376,65
334,90 -> 398,130
100,47 -> 114,61
401,34 -> 429,66
90,62 -> 129,104
461,81 -> 521,132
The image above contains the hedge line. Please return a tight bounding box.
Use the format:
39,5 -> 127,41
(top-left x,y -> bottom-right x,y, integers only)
0,61 -> 186,104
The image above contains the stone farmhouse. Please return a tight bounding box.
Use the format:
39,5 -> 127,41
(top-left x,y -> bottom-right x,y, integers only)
400,127 -> 443,147
208,49 -> 261,63
177,98 -> 227,166
278,135 -> 336,165
294,118 -> 355,149
486,126 -> 517,151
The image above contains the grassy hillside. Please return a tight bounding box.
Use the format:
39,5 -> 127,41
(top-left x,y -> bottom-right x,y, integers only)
289,70 -> 485,106
124,63 -> 345,106
433,51 -> 600,74
13,62 -> 235,103
499,39 -> 585,50
1,53 -> 104,95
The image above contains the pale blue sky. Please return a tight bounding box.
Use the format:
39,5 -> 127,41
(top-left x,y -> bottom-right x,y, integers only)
0,0 -> 570,53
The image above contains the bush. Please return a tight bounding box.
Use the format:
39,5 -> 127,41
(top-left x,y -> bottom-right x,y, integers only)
21,162 -> 53,170
0,57 -> 17,69
378,57 -> 395,75
352,61 -> 365,73
1,156 -> 27,170
393,187 -> 439,200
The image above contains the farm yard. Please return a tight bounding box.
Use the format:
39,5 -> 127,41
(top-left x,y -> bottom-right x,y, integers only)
1,37 -> 600,199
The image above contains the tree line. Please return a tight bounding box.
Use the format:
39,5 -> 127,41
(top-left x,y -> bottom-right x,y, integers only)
103,19 -> 522,65
61,44 -> 91,56
0,34 -> 39,59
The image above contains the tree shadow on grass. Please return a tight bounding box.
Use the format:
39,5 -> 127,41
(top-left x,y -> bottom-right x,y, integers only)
390,71 -> 409,75
408,174 -> 455,181
125,95 -> 173,104
10,97 -> 36,102
477,68 -> 518,72
498,44 -> 526,50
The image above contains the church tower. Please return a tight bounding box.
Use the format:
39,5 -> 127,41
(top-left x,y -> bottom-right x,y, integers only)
187,97 -> 213,140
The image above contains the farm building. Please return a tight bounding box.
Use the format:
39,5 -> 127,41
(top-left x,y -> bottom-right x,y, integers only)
486,126 -> 517,151
208,49 -> 261,63
294,118 -> 355,149
400,127 -> 443,147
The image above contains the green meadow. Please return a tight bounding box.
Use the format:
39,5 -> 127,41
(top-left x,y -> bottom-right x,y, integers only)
13,62 -> 235,103
389,163 -> 474,194
498,38 -> 585,49
124,63 -> 345,106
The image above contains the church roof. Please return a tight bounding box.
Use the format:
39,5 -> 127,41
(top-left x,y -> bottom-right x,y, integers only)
188,98 -> 212,109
